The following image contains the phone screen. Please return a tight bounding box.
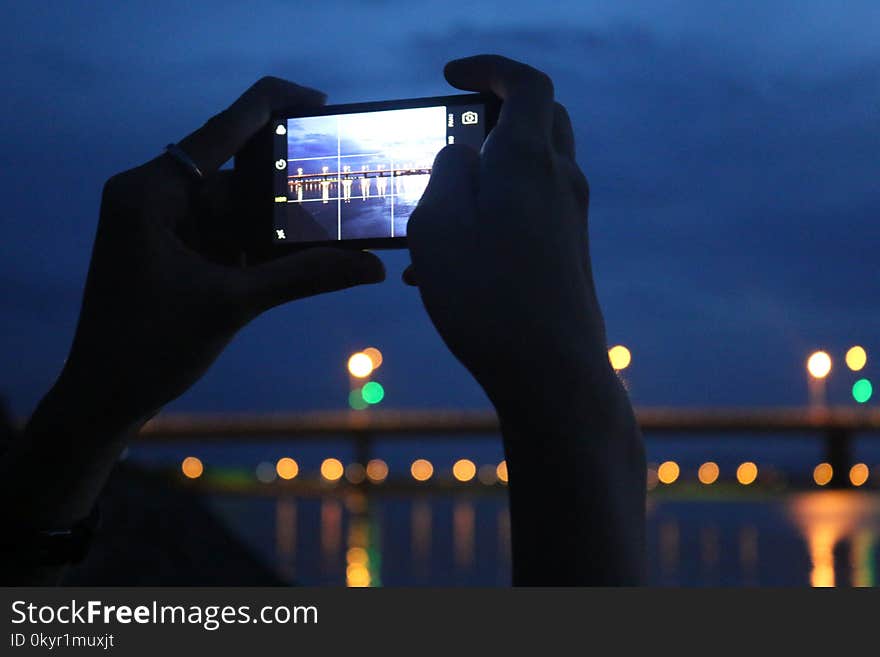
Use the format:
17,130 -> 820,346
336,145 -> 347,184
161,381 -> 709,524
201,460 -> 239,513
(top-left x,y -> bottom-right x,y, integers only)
271,100 -> 489,244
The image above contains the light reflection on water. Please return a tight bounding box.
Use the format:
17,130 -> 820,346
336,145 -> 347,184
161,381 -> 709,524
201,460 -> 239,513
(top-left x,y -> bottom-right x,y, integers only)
787,491 -> 879,587
212,491 -> 880,587
649,491 -> 880,587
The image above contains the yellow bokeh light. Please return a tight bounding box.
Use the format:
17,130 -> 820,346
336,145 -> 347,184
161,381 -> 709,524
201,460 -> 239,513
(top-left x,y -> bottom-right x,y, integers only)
321,458 -> 344,481
496,460 -> 509,483
346,547 -> 369,565
365,459 -> 388,483
411,459 -> 434,482
363,347 -> 383,369
736,462 -> 758,485
452,459 -> 477,482
345,462 -> 366,484
845,346 -> 867,372
608,345 -> 632,371
849,463 -> 869,487
346,563 -> 371,587
698,462 -> 720,485
181,456 -> 203,479
657,461 -> 680,484
807,351 -> 832,379
276,457 -> 299,480
347,352 -> 374,378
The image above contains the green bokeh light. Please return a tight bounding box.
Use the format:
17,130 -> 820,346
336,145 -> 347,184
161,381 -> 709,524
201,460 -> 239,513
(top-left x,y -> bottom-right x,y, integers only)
349,389 -> 368,410
361,381 -> 385,404
852,379 -> 873,404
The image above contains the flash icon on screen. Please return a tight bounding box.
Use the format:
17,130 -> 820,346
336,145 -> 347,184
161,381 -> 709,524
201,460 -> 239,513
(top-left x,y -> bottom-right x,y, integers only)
276,229 -> 286,239
461,111 -> 478,125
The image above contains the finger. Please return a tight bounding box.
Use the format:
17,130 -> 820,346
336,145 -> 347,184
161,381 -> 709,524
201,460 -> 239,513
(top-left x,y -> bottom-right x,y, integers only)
178,76 -> 326,176
242,248 -> 385,313
187,171 -> 244,264
419,144 -> 480,206
402,264 -> 417,287
444,54 -> 555,139
159,170 -> 237,262
409,144 -> 480,244
552,102 -> 576,159
196,170 -> 236,218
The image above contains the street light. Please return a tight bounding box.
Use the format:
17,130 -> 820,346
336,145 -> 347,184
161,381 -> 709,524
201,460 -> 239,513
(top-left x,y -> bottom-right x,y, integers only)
608,345 -> 632,371
807,351 -> 832,379
347,348 -> 385,410
348,352 -> 374,378
806,350 -> 831,410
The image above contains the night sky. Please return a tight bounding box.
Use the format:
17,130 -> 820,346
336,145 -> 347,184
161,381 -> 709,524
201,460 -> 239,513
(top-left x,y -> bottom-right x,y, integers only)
2,1 -> 878,418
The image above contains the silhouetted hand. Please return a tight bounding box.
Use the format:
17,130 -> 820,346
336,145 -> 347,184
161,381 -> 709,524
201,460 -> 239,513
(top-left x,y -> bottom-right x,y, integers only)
62,77 -> 385,427
407,55 -> 645,584
407,55 -> 609,410
1,79 -> 387,574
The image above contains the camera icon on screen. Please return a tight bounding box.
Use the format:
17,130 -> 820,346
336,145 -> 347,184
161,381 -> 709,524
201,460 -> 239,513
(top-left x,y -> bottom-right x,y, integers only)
461,111 -> 478,125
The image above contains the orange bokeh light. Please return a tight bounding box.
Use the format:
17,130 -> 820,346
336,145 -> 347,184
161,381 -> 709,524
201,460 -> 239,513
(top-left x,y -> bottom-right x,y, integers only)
321,458 -> 344,481
181,456 -> 203,479
411,459 -> 434,482
452,459 -> 477,482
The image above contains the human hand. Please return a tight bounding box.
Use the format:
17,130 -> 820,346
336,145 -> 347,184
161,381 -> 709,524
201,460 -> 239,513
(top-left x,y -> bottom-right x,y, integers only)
407,55 -> 612,411
60,77 -> 385,429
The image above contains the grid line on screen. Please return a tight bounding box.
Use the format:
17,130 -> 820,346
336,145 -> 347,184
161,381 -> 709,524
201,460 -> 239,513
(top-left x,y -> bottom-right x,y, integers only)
281,104 -> 451,241
390,160 -> 394,238
336,115 -> 341,240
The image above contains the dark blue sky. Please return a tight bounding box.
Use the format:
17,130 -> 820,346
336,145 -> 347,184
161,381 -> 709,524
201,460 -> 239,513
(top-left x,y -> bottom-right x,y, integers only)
1,1 -> 878,417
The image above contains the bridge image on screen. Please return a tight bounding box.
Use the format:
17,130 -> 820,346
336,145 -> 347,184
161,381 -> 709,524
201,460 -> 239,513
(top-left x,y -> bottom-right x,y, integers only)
283,106 -> 447,241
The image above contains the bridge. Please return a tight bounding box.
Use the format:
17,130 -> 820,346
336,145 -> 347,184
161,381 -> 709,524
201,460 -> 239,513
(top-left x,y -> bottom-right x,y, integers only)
288,167 -> 431,183
139,406 -> 880,489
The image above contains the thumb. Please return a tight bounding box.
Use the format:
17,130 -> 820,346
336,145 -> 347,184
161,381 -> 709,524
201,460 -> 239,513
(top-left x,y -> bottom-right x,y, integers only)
408,143 -> 480,250
242,247 -> 385,313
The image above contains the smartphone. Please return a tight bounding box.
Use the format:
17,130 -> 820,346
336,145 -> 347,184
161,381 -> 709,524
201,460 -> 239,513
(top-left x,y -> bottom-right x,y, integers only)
235,93 -> 499,256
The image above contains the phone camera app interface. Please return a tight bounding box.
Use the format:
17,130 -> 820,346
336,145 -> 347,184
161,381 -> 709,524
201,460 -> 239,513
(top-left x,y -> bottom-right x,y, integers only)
273,103 -> 485,243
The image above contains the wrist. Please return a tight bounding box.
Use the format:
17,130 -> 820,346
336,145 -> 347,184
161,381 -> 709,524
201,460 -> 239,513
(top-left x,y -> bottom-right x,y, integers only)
489,351 -> 637,449
2,371 -> 144,529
